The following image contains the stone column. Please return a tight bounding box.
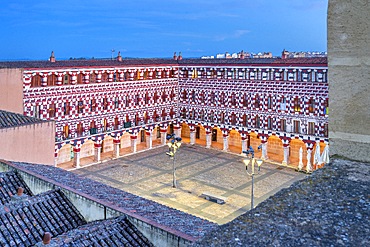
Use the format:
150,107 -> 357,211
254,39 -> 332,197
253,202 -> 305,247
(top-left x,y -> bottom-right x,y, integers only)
113,139 -> 120,158
73,147 -> 81,168
261,142 -> 268,160
131,135 -> 138,153
174,126 -> 182,138
190,130 -> 196,145
94,143 -> 102,162
223,135 -> 229,151
146,130 -> 153,149
206,132 -> 212,148
241,137 -> 248,154
54,153 -> 58,167
282,145 -> 289,166
160,127 -> 167,145
306,149 -> 313,173
298,147 -> 304,171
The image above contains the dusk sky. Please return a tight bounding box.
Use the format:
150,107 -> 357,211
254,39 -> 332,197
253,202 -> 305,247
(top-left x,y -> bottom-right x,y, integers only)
0,0 -> 328,60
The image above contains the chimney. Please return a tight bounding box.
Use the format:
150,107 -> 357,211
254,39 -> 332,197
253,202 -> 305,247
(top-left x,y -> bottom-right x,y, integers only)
42,232 -> 51,245
177,52 -> 182,60
49,51 -> 56,63
240,50 -> 245,59
117,51 -> 123,62
173,52 -> 177,60
10,187 -> 28,203
17,187 -> 24,196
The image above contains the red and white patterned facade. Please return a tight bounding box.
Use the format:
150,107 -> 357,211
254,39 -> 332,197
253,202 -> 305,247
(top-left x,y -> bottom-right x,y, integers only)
19,57 -> 328,171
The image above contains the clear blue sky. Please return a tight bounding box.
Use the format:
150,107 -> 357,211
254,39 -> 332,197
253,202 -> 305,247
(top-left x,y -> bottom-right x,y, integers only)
0,0 -> 328,60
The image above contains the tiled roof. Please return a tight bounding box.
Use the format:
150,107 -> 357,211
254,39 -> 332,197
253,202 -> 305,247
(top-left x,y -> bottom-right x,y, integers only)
0,57 -> 327,69
0,58 -> 178,69
0,171 -> 33,205
0,110 -> 45,129
0,189 -> 86,247
42,215 -> 154,247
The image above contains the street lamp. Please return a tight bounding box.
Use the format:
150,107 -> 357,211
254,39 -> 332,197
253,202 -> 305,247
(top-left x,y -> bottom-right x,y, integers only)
242,154 -> 263,210
166,133 -> 182,188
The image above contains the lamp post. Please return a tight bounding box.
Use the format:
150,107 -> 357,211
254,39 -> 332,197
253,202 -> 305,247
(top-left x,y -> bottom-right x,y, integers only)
166,134 -> 182,188
242,152 -> 263,210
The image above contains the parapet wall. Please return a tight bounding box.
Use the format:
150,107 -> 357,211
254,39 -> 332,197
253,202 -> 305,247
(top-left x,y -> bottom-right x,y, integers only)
328,0 -> 370,162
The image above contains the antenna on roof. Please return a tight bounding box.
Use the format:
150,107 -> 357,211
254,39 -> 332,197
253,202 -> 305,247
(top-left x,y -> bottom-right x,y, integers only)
111,49 -> 115,60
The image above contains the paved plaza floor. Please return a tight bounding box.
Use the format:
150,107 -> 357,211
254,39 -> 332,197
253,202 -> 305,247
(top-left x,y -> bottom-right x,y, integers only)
71,144 -> 307,225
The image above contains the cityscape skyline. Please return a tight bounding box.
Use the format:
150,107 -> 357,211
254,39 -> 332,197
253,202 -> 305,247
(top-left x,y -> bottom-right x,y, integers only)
0,0 -> 328,60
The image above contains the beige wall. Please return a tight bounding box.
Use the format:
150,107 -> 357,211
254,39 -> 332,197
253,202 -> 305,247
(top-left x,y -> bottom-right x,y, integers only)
0,121 -> 55,165
328,0 -> 370,162
0,68 -> 24,114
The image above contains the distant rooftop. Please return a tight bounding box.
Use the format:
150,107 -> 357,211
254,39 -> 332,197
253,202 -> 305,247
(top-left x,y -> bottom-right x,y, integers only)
0,57 -> 327,69
0,110 -> 46,129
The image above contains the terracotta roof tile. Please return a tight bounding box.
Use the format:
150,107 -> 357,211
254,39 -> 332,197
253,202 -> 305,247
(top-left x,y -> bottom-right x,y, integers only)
0,189 -> 86,246
0,171 -> 33,205
45,215 -> 154,247
0,110 -> 45,129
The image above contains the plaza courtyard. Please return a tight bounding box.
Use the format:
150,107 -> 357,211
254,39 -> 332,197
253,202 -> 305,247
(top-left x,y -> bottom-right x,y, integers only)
71,144 -> 306,224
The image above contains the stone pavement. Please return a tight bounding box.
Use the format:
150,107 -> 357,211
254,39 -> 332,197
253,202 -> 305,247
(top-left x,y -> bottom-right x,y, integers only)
72,144 -> 307,224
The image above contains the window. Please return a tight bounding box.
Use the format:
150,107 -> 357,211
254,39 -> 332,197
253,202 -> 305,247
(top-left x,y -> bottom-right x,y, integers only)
255,94 -> 260,108
199,110 -> 204,121
162,92 -> 167,102
77,101 -> 84,114
324,99 -> 329,115
209,111 -> 214,122
63,75 -> 69,85
220,92 -> 225,104
48,74 -> 57,86
114,97 -> 119,108
243,94 -> 248,107
220,112 -> 225,124
280,97 -> 287,111
31,75 -> 41,87
280,119 -> 286,132
210,92 -> 216,104
181,108 -> 186,119
63,102 -> 70,115
324,123 -> 329,137
294,97 -> 300,112
255,115 -> 260,128
309,98 -> 315,113
243,114 -> 248,127
145,93 -> 149,104
103,98 -> 108,110
199,92 -> 205,103
182,90 -> 187,100
231,93 -> 237,106
190,109 -> 195,120
293,120 -> 300,134
90,99 -> 96,112
308,122 -> 315,135
48,103 -> 55,118
90,73 -> 96,83
267,117 -> 272,130
267,96 -> 272,109
231,114 -> 237,125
